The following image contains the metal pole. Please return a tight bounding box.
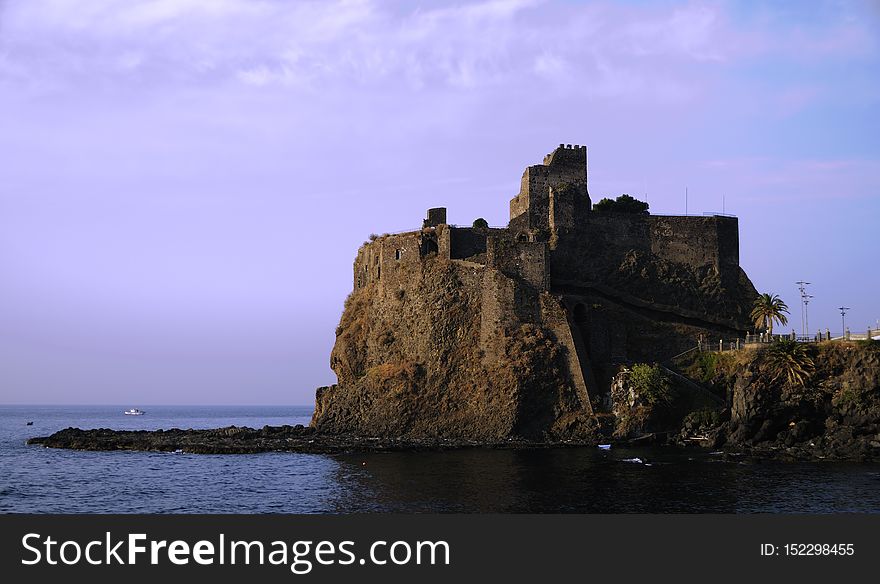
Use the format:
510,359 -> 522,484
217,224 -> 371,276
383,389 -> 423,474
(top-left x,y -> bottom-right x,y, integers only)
797,281 -> 803,337
796,281 -> 809,339
804,294 -> 813,338
839,307 -> 850,338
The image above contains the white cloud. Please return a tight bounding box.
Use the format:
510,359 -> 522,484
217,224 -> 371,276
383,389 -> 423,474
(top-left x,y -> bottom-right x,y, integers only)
623,4 -> 723,60
0,0 -> 725,100
0,0 -> 876,107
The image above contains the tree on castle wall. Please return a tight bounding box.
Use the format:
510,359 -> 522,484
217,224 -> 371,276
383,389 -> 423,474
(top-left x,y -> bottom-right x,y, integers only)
593,194 -> 649,214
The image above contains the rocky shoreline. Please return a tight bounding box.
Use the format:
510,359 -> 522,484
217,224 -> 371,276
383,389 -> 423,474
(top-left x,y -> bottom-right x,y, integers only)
26,425 -> 599,455
27,425 -> 879,462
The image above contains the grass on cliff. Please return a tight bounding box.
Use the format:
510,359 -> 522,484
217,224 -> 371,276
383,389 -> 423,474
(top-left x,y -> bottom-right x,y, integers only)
336,287 -> 370,340
366,361 -> 423,397
676,347 -> 755,396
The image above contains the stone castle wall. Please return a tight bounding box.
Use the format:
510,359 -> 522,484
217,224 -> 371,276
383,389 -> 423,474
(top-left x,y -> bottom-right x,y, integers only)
556,213 -> 740,273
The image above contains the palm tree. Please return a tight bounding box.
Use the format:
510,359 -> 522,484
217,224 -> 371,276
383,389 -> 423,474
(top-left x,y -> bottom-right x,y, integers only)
764,339 -> 815,387
750,293 -> 790,335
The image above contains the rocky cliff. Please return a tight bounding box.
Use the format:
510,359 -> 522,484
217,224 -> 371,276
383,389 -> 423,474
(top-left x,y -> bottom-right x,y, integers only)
671,341 -> 880,460
312,257 -> 596,442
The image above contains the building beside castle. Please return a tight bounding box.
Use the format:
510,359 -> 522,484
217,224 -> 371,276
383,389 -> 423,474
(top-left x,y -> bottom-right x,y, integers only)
314,144 -> 757,439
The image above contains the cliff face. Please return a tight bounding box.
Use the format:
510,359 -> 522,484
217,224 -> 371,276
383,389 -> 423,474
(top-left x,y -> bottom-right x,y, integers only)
312,257 -> 595,441
724,342 -> 880,458
673,341 -> 880,460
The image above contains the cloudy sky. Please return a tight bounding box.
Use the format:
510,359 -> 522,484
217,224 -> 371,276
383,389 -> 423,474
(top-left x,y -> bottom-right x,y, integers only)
1,0 -> 878,405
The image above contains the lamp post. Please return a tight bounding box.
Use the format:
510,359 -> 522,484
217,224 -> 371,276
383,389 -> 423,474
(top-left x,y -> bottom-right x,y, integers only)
804,294 -> 814,338
839,307 -> 850,339
796,281 -> 810,338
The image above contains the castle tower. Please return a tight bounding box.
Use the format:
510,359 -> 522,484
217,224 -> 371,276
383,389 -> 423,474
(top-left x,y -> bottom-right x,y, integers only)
508,144 -> 590,234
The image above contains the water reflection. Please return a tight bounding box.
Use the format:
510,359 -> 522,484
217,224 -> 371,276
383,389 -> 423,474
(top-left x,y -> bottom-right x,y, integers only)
328,447 -> 880,513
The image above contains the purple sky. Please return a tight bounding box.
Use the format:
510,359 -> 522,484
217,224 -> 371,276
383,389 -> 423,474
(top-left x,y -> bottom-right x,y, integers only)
1,0 -> 878,405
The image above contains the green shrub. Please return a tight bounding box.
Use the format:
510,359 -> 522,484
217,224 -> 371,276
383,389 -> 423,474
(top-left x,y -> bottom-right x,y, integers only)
690,351 -> 734,383
592,194 -> 649,214
629,363 -> 673,406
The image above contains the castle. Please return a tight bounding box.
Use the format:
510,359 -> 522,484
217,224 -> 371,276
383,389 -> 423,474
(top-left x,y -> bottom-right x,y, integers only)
314,144 -> 757,439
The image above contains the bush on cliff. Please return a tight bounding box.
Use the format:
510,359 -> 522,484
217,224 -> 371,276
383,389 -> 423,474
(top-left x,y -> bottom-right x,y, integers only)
611,363 -> 676,438
762,340 -> 815,388
629,363 -> 674,406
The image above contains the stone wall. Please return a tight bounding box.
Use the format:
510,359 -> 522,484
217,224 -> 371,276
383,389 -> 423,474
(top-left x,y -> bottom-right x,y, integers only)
486,237 -> 549,291
448,227 -> 504,261
549,213 -> 742,284
648,215 -> 739,268
353,231 -> 423,291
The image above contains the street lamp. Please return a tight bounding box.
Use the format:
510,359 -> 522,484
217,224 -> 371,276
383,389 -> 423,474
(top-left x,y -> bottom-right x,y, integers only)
838,307 -> 850,339
796,281 -> 810,338
803,294 -> 814,338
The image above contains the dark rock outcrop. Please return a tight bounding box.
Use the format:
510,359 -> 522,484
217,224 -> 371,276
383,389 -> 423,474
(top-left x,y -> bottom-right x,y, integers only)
311,258 -> 598,442
27,425 -> 594,454
674,341 -> 880,461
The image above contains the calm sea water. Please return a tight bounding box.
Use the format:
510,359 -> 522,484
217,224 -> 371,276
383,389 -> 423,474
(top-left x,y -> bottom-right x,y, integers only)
2,405 -> 879,513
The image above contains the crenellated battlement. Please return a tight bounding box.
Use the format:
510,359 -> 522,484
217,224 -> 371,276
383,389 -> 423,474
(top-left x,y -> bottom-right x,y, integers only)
542,143 -> 587,166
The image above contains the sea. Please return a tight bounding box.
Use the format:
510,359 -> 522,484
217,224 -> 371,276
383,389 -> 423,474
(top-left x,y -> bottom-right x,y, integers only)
2,405 -> 879,513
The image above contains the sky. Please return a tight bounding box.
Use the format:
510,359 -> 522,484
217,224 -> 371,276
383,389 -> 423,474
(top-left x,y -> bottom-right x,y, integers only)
1,0 -> 878,405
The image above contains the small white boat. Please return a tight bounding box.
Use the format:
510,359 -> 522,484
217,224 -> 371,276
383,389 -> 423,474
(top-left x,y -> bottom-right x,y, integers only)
124,408 -> 145,416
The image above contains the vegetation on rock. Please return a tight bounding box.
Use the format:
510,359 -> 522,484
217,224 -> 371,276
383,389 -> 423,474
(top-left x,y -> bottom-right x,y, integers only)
762,339 -> 815,387
611,363 -> 678,438
674,341 -> 880,459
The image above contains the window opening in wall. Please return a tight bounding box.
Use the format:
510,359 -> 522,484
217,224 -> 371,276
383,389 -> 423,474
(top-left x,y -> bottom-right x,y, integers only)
395,249 -> 402,260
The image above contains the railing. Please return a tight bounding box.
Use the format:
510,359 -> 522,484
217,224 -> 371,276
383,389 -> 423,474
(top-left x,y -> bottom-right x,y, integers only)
840,329 -> 879,342
694,327 -> 877,353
